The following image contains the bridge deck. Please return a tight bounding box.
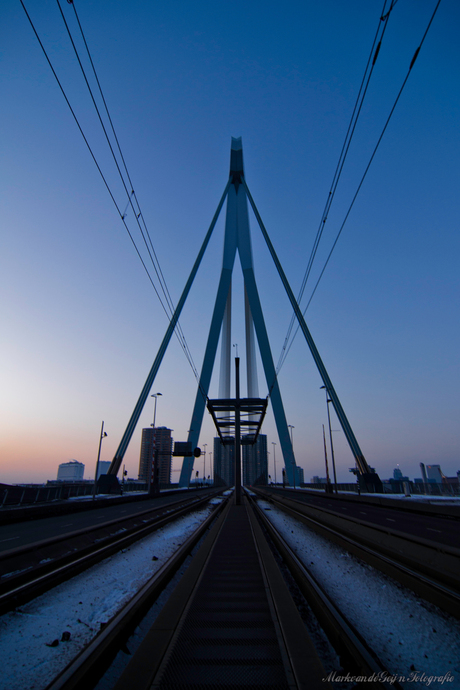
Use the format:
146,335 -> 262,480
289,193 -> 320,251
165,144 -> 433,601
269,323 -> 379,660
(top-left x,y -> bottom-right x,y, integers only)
114,497 -> 327,689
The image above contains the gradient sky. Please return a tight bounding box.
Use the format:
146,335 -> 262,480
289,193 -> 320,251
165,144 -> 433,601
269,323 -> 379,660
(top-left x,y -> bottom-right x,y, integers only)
1,0 -> 459,486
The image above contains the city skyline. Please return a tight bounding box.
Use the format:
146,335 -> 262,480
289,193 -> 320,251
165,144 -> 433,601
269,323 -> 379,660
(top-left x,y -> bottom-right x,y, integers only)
12,440 -> 458,489
1,1 -> 459,486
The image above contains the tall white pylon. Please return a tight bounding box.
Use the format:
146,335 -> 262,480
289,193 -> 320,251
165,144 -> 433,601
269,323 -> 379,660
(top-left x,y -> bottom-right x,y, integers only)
178,137 -> 296,487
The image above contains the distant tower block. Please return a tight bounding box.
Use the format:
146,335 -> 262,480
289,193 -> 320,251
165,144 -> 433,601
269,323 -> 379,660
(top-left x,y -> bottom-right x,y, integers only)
138,427 -> 173,484
57,460 -> 84,481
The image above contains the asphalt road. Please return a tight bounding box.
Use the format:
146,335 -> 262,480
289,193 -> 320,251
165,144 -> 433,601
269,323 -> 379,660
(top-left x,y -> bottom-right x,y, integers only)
266,488 -> 460,551
2,487 -> 458,553
0,490 -> 213,553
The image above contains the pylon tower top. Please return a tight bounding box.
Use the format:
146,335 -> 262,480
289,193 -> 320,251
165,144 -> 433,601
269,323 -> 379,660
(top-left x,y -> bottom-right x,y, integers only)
230,136 -> 244,189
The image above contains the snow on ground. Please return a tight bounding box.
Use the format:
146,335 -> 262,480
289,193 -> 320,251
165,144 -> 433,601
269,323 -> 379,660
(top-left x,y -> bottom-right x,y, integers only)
2,489 -> 456,690
257,499 -> 460,689
0,500 -> 223,690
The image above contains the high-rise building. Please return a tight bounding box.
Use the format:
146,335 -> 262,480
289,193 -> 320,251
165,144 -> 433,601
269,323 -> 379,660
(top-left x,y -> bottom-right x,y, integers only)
138,429 -> 153,482
242,434 -> 268,486
420,462 -> 428,485
57,460 -> 84,481
96,461 -> 111,480
285,464 -> 303,486
213,437 -> 235,486
426,464 -> 443,482
138,427 -> 172,485
295,466 -> 304,485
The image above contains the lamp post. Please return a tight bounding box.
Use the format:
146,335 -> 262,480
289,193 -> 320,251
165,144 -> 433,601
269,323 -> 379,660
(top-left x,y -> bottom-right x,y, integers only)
272,441 -> 277,486
203,443 -> 207,484
288,424 -> 295,489
320,386 -> 337,493
322,424 -> 332,493
150,393 -> 162,494
208,452 -> 212,483
93,421 -> 108,500
187,429 -> 194,489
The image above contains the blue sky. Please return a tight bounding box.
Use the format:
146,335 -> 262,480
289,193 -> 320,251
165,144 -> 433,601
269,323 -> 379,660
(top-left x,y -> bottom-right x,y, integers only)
1,0 -> 459,485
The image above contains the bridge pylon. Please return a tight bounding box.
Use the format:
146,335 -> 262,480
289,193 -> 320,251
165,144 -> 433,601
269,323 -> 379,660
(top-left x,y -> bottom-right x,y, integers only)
178,137 -> 297,488
108,138 -> 382,494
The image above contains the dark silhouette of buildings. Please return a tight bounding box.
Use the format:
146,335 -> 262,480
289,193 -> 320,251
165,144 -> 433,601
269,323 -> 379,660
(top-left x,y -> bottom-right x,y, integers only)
138,427 -> 172,485
213,434 -> 269,487
213,437 -> 234,487
243,434 -> 268,486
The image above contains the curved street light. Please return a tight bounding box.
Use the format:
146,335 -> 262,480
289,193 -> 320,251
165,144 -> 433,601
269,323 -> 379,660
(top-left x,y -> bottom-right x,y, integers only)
272,441 -> 277,486
288,425 -> 295,488
149,393 -> 162,493
93,421 -> 108,500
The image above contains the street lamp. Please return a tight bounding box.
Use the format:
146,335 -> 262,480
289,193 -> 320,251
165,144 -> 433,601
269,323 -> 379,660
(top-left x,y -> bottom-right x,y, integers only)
208,452 -> 212,482
320,386 -> 337,493
93,421 -> 108,500
272,442 -> 277,486
151,393 -> 162,429
288,424 -> 295,489
203,443 -> 207,484
150,393 -> 162,494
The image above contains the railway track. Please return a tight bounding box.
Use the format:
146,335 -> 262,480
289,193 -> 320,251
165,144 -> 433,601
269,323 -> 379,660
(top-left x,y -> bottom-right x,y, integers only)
0,489 -> 224,615
251,486 -> 460,619
5,488 -> 456,689
40,491 -> 409,690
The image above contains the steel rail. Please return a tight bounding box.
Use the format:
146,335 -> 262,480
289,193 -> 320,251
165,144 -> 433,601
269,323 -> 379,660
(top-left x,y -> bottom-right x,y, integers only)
244,497 -> 330,689
247,492 -> 404,690
252,488 -> 460,619
112,494 -> 329,690
261,490 -> 460,560
0,490 -> 224,615
34,488 -> 447,690
0,492 -> 217,564
45,494 -> 231,690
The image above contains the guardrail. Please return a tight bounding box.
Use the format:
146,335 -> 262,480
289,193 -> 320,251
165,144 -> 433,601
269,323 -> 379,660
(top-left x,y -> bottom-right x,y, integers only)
0,480 -> 223,509
300,482 -> 460,497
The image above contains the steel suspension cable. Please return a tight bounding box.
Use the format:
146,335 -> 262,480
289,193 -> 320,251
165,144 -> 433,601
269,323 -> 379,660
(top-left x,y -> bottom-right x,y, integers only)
277,0 -> 443,373
57,0 -> 199,379
22,0 -> 200,381
276,0 -> 396,374
20,2 -> 166,306
67,1 -> 191,354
